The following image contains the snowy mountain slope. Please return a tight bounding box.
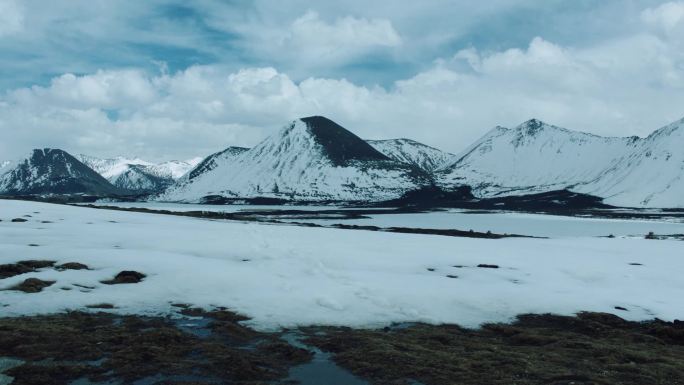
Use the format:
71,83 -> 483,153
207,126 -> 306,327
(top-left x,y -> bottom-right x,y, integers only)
186,147 -> 249,181
0,149 -> 122,195
574,118 -> 684,208
108,164 -> 175,193
438,119 -> 636,197
78,155 -> 200,193
367,138 -> 456,172
160,116 -> 430,202
0,161 -> 11,175
149,158 -> 202,179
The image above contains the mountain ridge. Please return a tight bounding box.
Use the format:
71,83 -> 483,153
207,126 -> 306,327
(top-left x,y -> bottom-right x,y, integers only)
3,115 -> 684,208
367,138 -> 456,173
78,155 -> 200,194
0,149 -> 123,196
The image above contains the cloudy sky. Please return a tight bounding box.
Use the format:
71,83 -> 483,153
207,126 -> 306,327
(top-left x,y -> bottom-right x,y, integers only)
1,0 -> 683,161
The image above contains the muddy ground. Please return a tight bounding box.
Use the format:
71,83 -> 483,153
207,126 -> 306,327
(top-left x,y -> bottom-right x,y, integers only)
303,312 -> 684,385
1,309 -> 684,385
0,308 -> 312,385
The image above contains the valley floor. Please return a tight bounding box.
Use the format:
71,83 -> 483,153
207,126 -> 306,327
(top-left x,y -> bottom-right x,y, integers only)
1,199 -> 684,384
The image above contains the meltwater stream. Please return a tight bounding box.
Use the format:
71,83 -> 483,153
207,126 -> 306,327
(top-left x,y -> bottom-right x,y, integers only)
281,332 -> 368,385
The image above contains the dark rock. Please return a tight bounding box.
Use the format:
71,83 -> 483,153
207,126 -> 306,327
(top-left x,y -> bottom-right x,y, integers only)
56,262 -> 89,271
0,260 -> 55,279
19,260 -> 56,269
446,275 -> 458,279
629,263 -> 643,266
86,303 -> 115,309
477,264 -> 500,269
101,270 -> 146,285
426,268 -> 435,272
0,263 -> 33,279
614,306 -> 628,311
9,278 -> 56,293
11,218 -> 28,222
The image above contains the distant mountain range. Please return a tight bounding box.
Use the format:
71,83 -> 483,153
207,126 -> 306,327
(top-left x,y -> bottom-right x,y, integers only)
77,155 -> 200,193
1,115 -> 683,208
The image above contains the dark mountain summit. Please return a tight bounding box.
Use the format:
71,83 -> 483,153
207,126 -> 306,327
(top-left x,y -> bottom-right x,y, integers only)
301,116 -> 390,166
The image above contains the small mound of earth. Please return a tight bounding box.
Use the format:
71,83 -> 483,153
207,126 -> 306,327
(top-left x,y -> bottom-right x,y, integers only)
8,278 -> 56,293
0,260 -> 55,279
56,262 -> 89,271
101,270 -> 146,285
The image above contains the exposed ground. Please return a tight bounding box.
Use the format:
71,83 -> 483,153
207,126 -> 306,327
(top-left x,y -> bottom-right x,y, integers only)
302,312 -> 684,385
0,308 -> 312,385
1,310 -> 684,384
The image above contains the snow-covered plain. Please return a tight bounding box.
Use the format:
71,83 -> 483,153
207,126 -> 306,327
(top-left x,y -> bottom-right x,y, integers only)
283,210 -> 684,238
86,202 -> 353,212
1,199 -> 683,330
83,202 -> 683,238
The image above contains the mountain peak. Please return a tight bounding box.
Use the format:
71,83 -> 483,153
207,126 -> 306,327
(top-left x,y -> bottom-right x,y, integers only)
515,119 -> 551,136
298,116 -> 390,166
1,148 -> 122,196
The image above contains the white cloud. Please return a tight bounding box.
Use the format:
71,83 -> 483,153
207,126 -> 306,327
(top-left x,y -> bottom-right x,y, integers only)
288,10 -> 401,53
642,1 -> 684,31
2,4 -> 684,163
0,0 -> 24,36
11,70 -> 158,110
236,10 -> 402,73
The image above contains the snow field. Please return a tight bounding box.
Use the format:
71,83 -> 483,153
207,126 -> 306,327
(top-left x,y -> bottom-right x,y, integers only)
1,200 -> 683,330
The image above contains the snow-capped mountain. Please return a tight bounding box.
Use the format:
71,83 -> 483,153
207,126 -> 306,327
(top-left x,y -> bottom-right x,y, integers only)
78,155 -> 200,193
438,119 -> 634,196
160,116 -> 430,202
367,138 -> 456,172
0,149 -> 122,196
438,118 -> 684,208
